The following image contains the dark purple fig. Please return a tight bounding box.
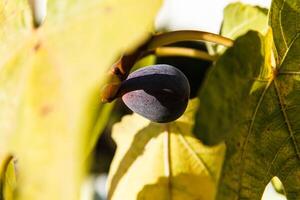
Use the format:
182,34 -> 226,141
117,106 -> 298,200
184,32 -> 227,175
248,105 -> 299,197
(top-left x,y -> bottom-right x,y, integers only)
118,64 -> 190,123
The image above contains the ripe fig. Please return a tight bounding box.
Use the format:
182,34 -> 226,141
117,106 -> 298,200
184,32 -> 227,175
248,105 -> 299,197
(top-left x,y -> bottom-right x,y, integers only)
118,64 -> 190,123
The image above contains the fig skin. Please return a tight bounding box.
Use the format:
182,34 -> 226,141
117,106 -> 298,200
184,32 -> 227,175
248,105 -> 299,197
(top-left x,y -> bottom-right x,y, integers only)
118,64 -> 190,123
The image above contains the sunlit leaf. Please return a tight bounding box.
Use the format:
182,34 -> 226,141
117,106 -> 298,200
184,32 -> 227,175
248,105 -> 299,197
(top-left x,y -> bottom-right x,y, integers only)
213,2 -> 268,54
194,0 -> 300,197
0,0 -> 32,176
0,0 -> 162,199
107,99 -> 225,200
221,2 -> 268,40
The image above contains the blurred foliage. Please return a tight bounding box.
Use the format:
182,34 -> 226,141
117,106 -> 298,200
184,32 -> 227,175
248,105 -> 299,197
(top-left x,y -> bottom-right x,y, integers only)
0,0 -> 162,199
91,100 -> 132,174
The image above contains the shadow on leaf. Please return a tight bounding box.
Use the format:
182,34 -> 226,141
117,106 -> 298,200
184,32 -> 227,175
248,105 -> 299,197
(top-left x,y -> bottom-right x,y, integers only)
108,122 -> 163,199
137,173 -> 215,200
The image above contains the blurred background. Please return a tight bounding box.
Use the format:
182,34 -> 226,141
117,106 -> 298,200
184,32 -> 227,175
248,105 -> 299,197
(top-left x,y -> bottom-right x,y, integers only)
156,0 -> 271,32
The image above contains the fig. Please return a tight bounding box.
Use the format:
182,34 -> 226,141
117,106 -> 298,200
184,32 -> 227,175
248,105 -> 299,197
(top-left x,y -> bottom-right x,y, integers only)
118,64 -> 190,123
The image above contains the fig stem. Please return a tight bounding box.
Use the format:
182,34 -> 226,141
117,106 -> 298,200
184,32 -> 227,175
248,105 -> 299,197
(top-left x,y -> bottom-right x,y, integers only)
154,47 -> 217,61
102,30 -> 232,103
147,30 -> 233,50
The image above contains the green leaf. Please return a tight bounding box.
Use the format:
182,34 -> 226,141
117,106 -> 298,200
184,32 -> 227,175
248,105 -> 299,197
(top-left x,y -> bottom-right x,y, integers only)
269,0 -> 300,63
221,2 -> 268,40
0,0 -> 162,199
195,31 -> 273,145
213,2 -> 268,54
107,99 -> 225,200
194,1 -> 300,197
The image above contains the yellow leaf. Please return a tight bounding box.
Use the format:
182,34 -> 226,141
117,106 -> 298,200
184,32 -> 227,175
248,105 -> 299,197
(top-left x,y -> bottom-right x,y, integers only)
0,0 -> 162,199
0,0 -> 32,174
107,99 -> 225,200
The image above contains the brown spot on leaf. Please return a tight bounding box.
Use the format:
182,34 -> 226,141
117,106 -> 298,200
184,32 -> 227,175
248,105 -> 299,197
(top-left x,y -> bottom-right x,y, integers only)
34,42 -> 41,51
103,5 -> 113,14
40,105 -> 53,116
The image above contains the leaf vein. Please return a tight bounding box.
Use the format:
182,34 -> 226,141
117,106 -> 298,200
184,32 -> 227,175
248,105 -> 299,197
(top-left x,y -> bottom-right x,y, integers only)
237,80 -> 273,197
279,0 -> 288,49
226,15 -> 260,38
274,79 -> 300,160
278,32 -> 300,69
175,124 -> 216,183
164,124 -> 172,199
279,71 -> 300,75
263,136 -> 291,183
